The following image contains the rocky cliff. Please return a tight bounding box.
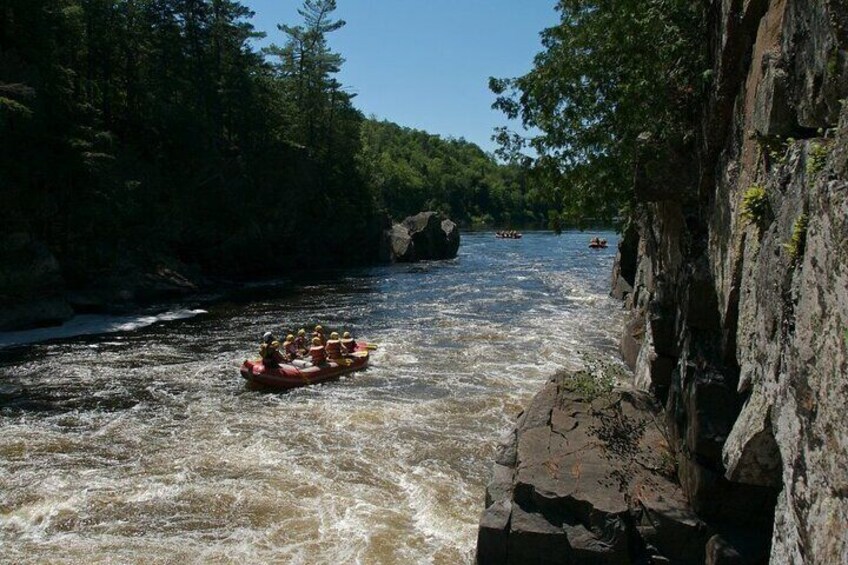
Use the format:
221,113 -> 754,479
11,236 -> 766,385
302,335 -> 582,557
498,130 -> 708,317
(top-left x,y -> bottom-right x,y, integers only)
614,0 -> 847,561
478,0 -> 847,563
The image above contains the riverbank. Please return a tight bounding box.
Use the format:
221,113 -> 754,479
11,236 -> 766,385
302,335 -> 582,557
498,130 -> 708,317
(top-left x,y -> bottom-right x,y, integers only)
0,211 -> 460,333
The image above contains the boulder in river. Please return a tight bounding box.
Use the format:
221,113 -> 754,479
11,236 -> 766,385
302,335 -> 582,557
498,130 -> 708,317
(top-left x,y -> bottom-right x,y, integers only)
382,211 -> 460,262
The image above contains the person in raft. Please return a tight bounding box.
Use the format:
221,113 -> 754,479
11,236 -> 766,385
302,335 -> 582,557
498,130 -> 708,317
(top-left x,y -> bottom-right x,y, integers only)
259,332 -> 285,368
308,336 -> 327,365
341,331 -> 357,355
294,329 -> 308,355
325,332 -> 344,360
313,325 -> 327,346
283,334 -> 299,361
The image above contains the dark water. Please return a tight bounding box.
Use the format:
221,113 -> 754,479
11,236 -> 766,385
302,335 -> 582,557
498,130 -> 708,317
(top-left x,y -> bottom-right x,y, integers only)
0,231 -> 624,564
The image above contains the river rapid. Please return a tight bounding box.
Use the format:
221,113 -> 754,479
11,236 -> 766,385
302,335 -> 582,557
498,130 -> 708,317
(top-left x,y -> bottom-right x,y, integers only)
0,231 -> 624,564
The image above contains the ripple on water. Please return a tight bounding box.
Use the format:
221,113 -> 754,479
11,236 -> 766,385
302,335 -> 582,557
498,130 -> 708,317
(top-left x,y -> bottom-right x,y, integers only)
0,231 -> 626,563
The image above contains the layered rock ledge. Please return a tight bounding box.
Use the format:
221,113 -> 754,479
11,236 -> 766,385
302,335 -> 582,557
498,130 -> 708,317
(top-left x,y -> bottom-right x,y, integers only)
475,371 -> 759,564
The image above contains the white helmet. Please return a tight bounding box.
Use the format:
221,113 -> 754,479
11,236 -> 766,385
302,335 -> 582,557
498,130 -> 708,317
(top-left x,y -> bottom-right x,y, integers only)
263,331 -> 274,343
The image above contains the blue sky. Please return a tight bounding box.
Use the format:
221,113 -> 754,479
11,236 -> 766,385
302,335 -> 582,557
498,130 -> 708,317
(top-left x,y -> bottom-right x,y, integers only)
243,0 -> 558,153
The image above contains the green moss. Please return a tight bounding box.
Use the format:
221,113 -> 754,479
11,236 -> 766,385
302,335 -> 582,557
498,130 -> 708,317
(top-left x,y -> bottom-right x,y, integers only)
741,184 -> 771,231
783,213 -> 809,264
807,142 -> 830,177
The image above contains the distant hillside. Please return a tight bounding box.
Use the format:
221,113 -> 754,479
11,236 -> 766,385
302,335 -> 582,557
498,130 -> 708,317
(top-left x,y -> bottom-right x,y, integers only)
358,119 -> 550,228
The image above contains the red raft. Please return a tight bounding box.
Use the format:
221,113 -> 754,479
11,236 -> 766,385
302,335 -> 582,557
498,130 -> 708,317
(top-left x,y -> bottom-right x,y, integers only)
240,345 -> 370,390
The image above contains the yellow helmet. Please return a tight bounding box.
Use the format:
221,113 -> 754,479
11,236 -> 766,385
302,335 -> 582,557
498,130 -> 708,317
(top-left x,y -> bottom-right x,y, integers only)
330,332 -> 339,340
312,337 -> 322,346
286,334 -> 294,342
298,329 -> 306,337
343,331 -> 351,339
314,325 -> 323,332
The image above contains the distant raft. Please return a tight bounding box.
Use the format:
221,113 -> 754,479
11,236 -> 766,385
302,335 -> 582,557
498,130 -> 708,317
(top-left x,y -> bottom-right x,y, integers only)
240,344 -> 370,390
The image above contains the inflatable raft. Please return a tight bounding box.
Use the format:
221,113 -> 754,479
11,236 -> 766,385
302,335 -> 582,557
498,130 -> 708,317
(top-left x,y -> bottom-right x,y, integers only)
240,345 -> 370,390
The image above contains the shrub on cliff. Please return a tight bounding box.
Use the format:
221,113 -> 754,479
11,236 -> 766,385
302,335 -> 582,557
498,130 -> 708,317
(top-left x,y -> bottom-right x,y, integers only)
783,213 -> 809,264
741,184 -> 771,232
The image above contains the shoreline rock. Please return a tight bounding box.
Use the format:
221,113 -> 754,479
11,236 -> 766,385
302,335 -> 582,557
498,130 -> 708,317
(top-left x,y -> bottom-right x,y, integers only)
475,370 -> 742,564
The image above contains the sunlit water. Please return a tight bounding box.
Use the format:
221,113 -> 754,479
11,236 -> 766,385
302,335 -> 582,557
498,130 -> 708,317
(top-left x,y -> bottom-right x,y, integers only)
0,232 -> 624,564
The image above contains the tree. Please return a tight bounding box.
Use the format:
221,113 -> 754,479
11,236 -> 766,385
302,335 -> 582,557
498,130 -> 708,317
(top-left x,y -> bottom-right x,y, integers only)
267,0 -> 350,157
490,0 -> 704,227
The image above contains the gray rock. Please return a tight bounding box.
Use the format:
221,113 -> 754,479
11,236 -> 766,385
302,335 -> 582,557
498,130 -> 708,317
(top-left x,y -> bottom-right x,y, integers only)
722,388 -> 782,487
477,372 -> 708,564
477,500 -> 512,565
381,211 -> 460,262
386,223 -> 414,262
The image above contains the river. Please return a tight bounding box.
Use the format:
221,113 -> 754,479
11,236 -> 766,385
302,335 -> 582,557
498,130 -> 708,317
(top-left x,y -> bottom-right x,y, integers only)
0,231 -> 624,564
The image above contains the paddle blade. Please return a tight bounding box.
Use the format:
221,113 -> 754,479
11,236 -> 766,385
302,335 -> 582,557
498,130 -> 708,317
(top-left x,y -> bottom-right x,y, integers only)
366,344 -> 378,351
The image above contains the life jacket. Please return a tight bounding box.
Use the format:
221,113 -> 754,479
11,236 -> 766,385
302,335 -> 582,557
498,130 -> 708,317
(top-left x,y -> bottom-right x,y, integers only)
260,341 -> 284,366
284,341 -> 298,358
313,332 -> 326,346
294,336 -> 307,351
309,345 -> 326,364
325,339 -> 343,359
341,338 -> 356,353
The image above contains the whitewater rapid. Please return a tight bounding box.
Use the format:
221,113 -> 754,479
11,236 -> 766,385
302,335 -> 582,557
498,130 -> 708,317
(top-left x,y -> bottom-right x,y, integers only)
0,231 -> 625,564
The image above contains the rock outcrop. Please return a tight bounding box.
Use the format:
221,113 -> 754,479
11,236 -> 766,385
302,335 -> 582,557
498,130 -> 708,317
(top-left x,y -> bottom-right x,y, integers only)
382,211 -> 460,262
477,371 -> 727,564
0,234 -> 203,331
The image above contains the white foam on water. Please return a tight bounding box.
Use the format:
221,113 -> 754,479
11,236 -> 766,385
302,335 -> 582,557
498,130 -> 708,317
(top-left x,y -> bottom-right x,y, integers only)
0,232 -> 626,564
0,309 -> 208,349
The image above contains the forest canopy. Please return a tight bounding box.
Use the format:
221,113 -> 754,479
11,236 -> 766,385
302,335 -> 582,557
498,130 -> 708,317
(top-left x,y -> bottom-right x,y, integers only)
0,0 -> 555,291
359,119 -> 551,229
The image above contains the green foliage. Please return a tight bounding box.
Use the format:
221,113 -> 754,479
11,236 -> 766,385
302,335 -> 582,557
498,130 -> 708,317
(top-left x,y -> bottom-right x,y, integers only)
564,367 -> 616,401
783,213 -> 809,264
740,185 -> 770,231
358,119 -> 549,227
0,0 -> 380,283
826,51 -> 839,83
756,134 -> 790,165
490,0 -> 705,226
807,142 -> 830,177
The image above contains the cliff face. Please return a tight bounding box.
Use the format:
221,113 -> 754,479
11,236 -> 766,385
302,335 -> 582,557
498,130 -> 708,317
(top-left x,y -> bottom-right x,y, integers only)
614,0 -> 847,562
477,1 -> 847,563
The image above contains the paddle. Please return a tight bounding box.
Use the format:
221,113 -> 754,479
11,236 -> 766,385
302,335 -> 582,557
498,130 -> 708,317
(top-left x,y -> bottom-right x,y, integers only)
365,343 -> 378,351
